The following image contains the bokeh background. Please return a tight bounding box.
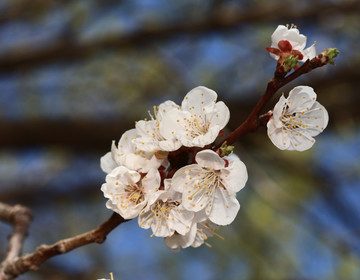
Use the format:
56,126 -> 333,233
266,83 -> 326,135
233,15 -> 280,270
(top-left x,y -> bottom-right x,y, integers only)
0,0 -> 359,279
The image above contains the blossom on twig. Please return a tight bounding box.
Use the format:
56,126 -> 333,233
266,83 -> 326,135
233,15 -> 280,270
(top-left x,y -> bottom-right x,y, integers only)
267,86 -> 329,151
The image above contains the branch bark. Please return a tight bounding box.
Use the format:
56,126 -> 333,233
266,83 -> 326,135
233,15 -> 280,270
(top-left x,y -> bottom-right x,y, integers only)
0,212 -> 127,280
0,203 -> 32,280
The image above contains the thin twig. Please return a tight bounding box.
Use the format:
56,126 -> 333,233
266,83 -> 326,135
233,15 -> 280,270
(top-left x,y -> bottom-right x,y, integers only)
0,212 -> 126,280
0,203 -> 32,280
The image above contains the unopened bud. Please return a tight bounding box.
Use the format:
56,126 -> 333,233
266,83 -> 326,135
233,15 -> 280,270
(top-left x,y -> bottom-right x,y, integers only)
220,141 -> 234,156
318,48 -> 339,65
325,48 -> 339,65
283,55 -> 299,72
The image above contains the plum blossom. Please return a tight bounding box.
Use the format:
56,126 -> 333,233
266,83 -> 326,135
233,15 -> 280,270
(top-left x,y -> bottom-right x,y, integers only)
101,167 -> 160,219
267,86 -> 329,151
172,149 -> 248,226
266,24 -> 316,63
138,185 -> 194,237
160,86 -> 230,147
134,100 -> 182,153
100,128 -> 163,174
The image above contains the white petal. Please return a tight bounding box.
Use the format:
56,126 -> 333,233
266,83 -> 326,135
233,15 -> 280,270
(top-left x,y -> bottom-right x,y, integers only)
221,154 -> 248,193
195,149 -> 226,170
301,44 -> 316,61
168,207 -> 194,235
134,120 -> 159,152
146,189 -> 166,208
271,25 -> 306,51
271,25 -> 290,45
157,100 -> 180,119
171,164 -> 202,193
288,131 -> 315,151
284,28 -> 306,51
163,178 -> 172,191
142,168 -> 161,194
118,201 -> 146,220
158,138 -> 182,152
173,166 -> 212,212
164,222 -> 197,252
272,95 -> 287,128
205,101 -> 230,130
110,141 -> 122,166
119,128 -> 138,154
109,166 -> 141,184
267,126 -> 291,150
159,109 -> 187,140
181,86 -> 217,115
151,219 -> 173,237
178,125 -> 220,147
208,188 -> 240,226
100,151 -> 117,174
181,178 -> 212,212
299,102 -> 329,137
138,208 -> 154,230
287,86 -> 316,113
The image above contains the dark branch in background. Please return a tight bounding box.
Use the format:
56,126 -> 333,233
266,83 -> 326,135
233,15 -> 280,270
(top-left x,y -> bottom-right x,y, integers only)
0,203 -> 32,280
0,64 -> 358,150
0,1 -> 357,73
0,212 -> 127,280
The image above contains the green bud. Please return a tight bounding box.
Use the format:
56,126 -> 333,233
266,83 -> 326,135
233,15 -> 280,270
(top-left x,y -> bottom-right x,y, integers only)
283,55 -> 299,72
325,48 -> 339,65
220,141 -> 234,156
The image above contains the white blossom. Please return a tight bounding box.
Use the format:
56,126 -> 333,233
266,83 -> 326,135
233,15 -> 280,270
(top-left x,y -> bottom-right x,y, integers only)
269,24 -> 316,62
134,100 -> 182,152
101,167 -> 160,219
100,128 -> 163,174
160,86 -> 230,148
172,149 -> 247,226
138,185 -> 194,238
267,86 -> 329,151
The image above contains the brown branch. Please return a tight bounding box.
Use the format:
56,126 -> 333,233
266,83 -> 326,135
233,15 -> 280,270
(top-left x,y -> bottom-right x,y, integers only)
0,203 -> 32,280
0,1 -> 357,73
0,212 -> 127,280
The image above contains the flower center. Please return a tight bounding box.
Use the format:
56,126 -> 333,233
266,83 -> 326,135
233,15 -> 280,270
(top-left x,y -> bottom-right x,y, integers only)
125,183 -> 144,205
153,200 -> 178,220
184,114 -> 210,137
280,107 -> 307,131
188,170 -> 224,201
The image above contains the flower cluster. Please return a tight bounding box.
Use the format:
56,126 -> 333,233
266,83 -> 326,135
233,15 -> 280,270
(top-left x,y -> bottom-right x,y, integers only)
266,25 -> 329,151
101,86 -> 248,251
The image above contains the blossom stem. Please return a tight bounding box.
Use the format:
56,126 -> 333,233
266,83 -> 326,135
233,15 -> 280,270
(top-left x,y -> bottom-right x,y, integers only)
216,57 -> 328,148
